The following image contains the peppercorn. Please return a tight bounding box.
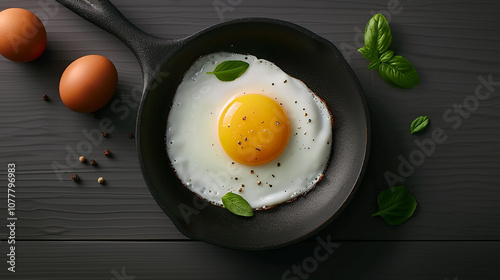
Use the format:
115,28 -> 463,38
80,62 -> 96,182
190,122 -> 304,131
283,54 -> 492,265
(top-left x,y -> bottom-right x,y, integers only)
97,177 -> 105,184
103,149 -> 111,157
128,132 -> 134,139
71,174 -> 79,181
42,94 -> 49,101
89,159 -> 97,166
79,156 -> 86,163
102,131 -> 108,137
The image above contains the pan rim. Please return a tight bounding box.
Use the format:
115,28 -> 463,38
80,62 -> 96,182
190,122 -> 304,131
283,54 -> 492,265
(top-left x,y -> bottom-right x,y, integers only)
136,17 -> 371,251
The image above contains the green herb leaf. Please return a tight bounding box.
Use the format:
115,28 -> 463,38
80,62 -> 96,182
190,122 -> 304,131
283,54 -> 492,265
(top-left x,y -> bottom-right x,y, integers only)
379,49 -> 394,63
206,60 -> 249,82
358,46 -> 378,62
221,192 -> 254,217
410,116 -> 430,134
378,55 -> 420,88
367,60 -> 381,70
372,186 -> 417,225
364,13 -> 392,54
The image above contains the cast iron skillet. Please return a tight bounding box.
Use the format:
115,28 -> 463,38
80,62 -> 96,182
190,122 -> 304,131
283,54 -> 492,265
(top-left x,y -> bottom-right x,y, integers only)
56,0 -> 370,250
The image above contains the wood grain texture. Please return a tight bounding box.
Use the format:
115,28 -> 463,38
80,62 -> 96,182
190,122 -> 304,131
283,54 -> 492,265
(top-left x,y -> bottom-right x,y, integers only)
1,240 -> 499,279
0,0 -> 500,244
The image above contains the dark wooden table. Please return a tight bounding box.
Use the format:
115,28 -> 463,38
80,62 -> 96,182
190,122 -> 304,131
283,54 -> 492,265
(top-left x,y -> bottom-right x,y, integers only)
1,0 -> 499,279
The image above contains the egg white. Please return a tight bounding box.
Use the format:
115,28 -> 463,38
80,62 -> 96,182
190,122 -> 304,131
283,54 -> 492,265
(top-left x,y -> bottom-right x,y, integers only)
166,52 -> 333,209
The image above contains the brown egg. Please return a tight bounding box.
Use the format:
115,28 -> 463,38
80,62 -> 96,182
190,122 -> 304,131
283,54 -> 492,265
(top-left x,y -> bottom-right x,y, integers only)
59,55 -> 118,113
0,8 -> 47,62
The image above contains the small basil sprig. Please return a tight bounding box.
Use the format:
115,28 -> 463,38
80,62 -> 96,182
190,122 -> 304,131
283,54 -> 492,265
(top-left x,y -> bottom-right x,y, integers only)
358,14 -> 420,89
372,186 -> 417,225
410,116 -> 430,134
207,60 -> 249,82
221,192 -> 254,217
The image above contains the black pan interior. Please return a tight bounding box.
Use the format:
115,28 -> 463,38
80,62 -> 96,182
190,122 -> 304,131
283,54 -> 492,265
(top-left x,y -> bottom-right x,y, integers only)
137,18 -> 369,250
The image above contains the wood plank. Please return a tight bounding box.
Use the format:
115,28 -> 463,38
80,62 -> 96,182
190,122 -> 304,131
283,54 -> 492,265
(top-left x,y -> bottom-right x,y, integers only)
1,240 -> 499,279
0,0 -> 499,241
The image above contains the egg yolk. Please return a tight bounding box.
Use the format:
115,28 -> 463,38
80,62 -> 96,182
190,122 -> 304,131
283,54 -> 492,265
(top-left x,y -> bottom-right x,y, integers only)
218,94 -> 290,166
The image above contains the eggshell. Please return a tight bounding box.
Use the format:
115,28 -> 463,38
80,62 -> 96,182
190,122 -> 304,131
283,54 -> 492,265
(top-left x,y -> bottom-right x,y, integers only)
59,55 -> 118,113
0,8 -> 47,62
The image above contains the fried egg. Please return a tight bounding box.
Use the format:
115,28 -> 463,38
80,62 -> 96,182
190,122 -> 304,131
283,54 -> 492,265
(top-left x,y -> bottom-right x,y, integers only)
166,52 -> 333,210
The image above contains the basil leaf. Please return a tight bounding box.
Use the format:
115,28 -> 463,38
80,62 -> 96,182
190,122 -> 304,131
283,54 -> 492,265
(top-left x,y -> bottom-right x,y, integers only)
367,60 -> 381,70
364,13 -> 392,54
378,55 -> 420,88
358,46 -> 378,62
410,116 -> 430,134
379,49 -> 394,63
221,192 -> 254,217
372,186 -> 417,225
207,60 -> 249,82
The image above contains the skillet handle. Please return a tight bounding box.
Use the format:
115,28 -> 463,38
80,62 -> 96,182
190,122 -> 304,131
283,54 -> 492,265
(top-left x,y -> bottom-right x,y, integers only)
56,0 -> 177,88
